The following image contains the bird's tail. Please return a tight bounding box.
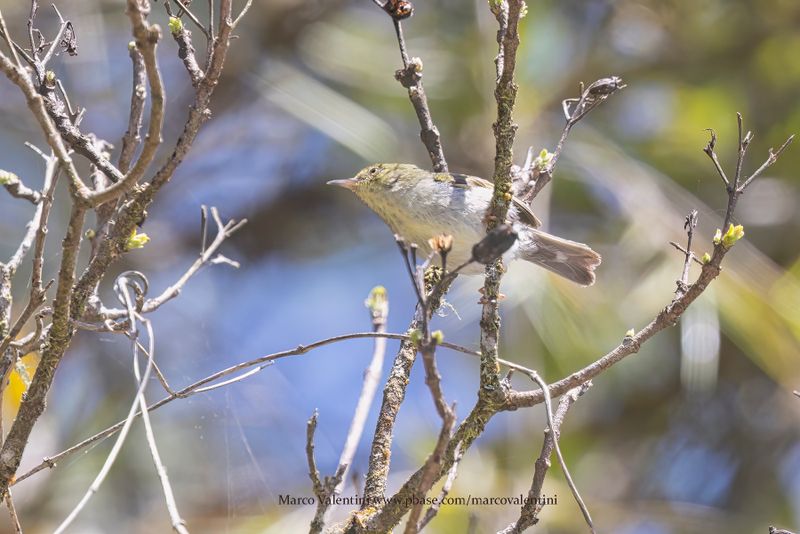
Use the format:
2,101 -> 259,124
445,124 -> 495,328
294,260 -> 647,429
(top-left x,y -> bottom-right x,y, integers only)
518,228 -> 601,286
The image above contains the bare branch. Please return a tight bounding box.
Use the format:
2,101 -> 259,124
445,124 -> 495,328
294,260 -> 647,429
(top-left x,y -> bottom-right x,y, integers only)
738,134 -> 794,192
508,117 -> 792,411
38,78 -> 127,187
118,42 -> 147,174
0,9 -> 23,68
146,0 -> 233,194
95,208 -> 245,320
373,0 -> 448,172
27,1 -> 39,60
733,112 -> 750,189
85,0 -> 165,206
403,399 -> 455,534
499,382 -> 592,534
675,210 -> 698,299
479,0 -> 525,401
163,4 -> 205,86
306,410 -> 324,498
361,276 -> 452,503
53,273 -> 156,534
170,0 -> 211,38
0,170 -> 40,204
0,51 -> 90,201
0,204 -> 86,495
40,6 -> 71,68
306,410 -> 347,534
703,129 -> 729,187
418,441 -> 463,530
521,76 -> 624,203
329,287 -> 390,509
3,490 -> 22,534
668,242 -> 704,267
12,330 -> 493,487
117,273 -> 189,534
0,278 -> 52,382
231,0 -> 253,29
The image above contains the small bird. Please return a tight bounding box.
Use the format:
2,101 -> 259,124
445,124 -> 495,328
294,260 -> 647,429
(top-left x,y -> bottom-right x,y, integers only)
328,163 -> 601,285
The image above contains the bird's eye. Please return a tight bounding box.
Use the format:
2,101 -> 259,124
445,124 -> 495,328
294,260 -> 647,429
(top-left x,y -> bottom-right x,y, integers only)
369,167 -> 378,176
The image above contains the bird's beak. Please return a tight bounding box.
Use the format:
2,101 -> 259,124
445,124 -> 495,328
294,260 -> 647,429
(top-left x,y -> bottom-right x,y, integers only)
326,178 -> 358,190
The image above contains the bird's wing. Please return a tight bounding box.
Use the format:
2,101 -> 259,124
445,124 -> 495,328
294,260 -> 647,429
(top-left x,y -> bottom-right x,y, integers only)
446,173 -> 542,228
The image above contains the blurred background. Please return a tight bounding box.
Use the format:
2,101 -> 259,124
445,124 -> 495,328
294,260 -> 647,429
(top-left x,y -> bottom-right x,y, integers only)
0,0 -> 798,532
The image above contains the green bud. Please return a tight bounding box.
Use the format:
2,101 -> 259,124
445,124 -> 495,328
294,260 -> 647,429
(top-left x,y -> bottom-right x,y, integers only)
44,70 -> 56,85
125,228 -> 150,250
85,229 -> 96,240
365,286 -> 389,320
701,252 -> 711,264
168,16 -> 183,35
431,330 -> 445,345
624,328 -> 635,338
409,329 -> 423,347
519,1 -> 529,18
721,223 -> 744,248
0,170 -> 15,185
128,41 -> 136,51
712,228 -> 722,245
533,148 -> 554,171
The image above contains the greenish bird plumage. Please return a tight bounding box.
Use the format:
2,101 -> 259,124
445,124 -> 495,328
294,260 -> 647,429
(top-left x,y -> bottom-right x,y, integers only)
328,163 -> 601,285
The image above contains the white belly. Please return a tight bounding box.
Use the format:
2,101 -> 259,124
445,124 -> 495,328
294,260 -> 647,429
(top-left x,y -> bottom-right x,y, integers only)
362,181 -> 523,274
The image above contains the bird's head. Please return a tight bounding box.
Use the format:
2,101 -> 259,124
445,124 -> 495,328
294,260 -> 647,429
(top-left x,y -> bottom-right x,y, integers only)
327,163 -> 424,197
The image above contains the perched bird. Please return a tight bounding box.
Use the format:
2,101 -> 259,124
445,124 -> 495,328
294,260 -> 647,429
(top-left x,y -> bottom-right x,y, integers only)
328,163 -> 601,285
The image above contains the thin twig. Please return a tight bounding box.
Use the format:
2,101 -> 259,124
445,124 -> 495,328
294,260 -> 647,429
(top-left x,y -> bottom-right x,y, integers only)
164,4 -> 204,86
509,375 -> 593,533
521,76 -> 624,203
329,288 -> 390,511
403,401 -> 455,534
499,382 -> 591,534
418,441 -> 463,530
39,9 -> 70,67
86,0 -> 165,206
738,134 -> 794,191
170,0 -> 210,38
675,210 -> 698,299
0,50 -> 90,201
118,41 -> 147,174
703,129 -> 729,187
231,0 -> 253,28
361,276 -> 453,503
306,411 -> 347,534
3,490 -> 22,534
119,274 -> 189,534
668,242 -> 704,267
0,171 -> 40,203
53,275 -> 157,534
12,330 -> 498,487
95,208 -> 245,320
373,0 -> 448,172
0,9 -> 23,68
0,203 -> 86,495
27,1 -> 38,61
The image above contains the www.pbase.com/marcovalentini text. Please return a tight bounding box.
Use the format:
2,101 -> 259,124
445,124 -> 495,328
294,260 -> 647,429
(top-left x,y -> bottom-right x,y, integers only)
278,494 -> 558,507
